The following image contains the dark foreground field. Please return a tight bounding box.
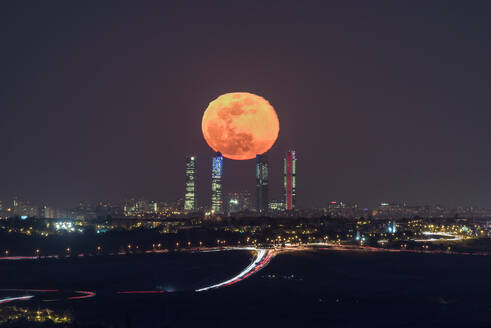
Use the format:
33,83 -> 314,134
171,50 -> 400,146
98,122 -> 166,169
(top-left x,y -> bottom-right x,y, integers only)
1,250 -> 491,327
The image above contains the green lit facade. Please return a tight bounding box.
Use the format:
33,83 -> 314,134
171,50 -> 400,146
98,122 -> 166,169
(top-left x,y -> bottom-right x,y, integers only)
184,155 -> 197,212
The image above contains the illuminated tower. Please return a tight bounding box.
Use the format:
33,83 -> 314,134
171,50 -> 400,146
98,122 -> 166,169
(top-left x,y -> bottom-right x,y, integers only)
284,150 -> 297,210
184,155 -> 197,212
211,152 -> 224,214
256,154 -> 269,214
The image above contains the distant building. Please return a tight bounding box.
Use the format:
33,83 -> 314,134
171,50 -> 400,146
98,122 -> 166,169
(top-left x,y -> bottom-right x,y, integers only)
211,152 -> 224,214
123,198 -> 158,217
268,200 -> 285,212
228,191 -> 252,214
255,154 -> 269,214
228,193 -> 240,214
325,201 -> 361,218
184,155 -> 197,212
10,197 -> 39,218
284,150 -> 297,210
149,201 -> 158,214
42,205 -> 56,219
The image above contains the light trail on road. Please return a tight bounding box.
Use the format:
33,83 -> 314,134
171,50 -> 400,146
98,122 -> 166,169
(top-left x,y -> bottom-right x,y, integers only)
0,295 -> 34,304
0,289 -> 59,292
195,249 -> 274,292
413,231 -> 463,242
67,291 -> 96,300
317,244 -> 491,256
0,289 -> 96,303
0,256 -> 38,260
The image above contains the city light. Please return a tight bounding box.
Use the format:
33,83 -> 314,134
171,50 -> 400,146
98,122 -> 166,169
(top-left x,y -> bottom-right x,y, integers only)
54,222 -> 75,232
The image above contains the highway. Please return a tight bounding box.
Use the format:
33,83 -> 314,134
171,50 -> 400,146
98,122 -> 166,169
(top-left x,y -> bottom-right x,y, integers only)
1,241 -> 490,306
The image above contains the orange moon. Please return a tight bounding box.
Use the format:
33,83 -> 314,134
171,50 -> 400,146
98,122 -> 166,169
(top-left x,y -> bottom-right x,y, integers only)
202,92 -> 280,160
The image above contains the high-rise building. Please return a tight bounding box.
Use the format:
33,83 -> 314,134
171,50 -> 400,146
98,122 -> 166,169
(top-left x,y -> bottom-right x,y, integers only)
256,154 -> 269,214
211,152 -> 223,214
184,155 -> 197,212
284,150 -> 297,210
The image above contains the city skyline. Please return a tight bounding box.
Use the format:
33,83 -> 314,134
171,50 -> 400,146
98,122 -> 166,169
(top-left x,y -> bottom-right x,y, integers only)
4,145 -> 491,211
3,3 -> 491,327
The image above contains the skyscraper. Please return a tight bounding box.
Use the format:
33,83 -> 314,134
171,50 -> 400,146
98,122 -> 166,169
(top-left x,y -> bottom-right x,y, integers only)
211,152 -> 223,214
184,155 -> 197,212
284,150 -> 297,210
256,154 -> 269,214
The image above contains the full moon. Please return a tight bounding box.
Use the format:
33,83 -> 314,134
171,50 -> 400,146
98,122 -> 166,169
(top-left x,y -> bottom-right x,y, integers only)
202,92 -> 280,160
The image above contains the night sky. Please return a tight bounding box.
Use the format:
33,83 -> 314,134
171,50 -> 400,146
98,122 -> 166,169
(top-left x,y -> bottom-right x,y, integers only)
1,2 -> 491,208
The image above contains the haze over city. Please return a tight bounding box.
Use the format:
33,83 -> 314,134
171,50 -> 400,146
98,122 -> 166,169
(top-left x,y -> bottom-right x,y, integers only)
2,2 -> 491,209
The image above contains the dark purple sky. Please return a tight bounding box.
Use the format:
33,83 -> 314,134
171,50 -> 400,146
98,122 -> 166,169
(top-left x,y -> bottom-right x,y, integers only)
1,1 -> 491,208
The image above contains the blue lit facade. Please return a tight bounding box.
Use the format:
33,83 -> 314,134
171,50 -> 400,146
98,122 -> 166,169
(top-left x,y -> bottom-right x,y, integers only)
211,152 -> 223,214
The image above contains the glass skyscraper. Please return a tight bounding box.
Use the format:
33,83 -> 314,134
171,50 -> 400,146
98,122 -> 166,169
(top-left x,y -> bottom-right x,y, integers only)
184,155 -> 197,212
255,154 -> 269,214
284,150 -> 297,210
211,152 -> 223,214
